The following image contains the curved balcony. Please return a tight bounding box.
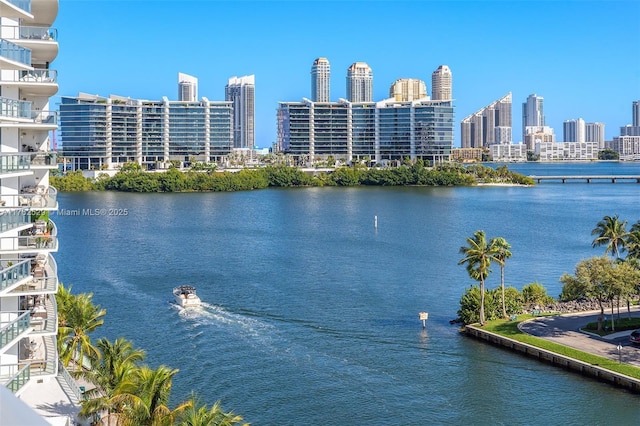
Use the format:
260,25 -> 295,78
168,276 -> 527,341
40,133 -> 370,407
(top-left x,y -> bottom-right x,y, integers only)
0,186 -> 57,210
0,310 -> 31,353
1,69 -> 58,97
0,211 -> 31,234
0,0 -> 33,21
2,25 -> 57,63
25,0 -> 57,27
0,38 -> 31,70
5,253 -> 57,296
0,259 -> 31,293
0,219 -> 58,254
29,151 -> 57,168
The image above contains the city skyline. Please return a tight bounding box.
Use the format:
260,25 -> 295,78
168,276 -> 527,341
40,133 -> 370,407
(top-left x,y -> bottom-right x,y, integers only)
52,1 -> 640,148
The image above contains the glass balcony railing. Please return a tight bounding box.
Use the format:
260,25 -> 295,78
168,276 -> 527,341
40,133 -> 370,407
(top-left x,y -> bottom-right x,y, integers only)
30,152 -> 57,167
0,38 -> 31,65
0,235 -> 58,252
0,259 -> 31,292
19,26 -> 57,41
30,110 -> 57,124
0,311 -> 30,351
6,0 -> 31,14
0,186 -> 58,209
0,154 -> 30,174
0,96 -> 31,119
6,364 -> 30,393
18,69 -> 57,83
0,211 -> 30,232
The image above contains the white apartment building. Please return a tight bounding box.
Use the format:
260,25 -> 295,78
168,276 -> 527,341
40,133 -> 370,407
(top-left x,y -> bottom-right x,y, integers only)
177,72 -> 198,102
311,57 -> 330,102
0,0 -> 80,423
346,62 -> 373,103
225,75 -> 255,149
535,141 -> 599,161
489,143 -> 527,162
431,65 -> 452,101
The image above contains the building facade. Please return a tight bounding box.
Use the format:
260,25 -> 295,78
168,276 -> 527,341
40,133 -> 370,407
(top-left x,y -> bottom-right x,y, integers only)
60,94 -> 233,170
311,58 -> 330,102
0,0 -> 68,418
585,122 -> 605,149
431,65 -> 452,101
612,100 -> 640,160
522,94 -> 545,141
489,143 -> 527,162
277,98 -> 454,165
177,72 -> 198,102
460,93 -> 512,148
388,78 -> 427,102
346,62 -> 373,103
535,142 -> 599,161
563,118 -> 585,142
524,126 -> 555,151
225,75 -> 255,149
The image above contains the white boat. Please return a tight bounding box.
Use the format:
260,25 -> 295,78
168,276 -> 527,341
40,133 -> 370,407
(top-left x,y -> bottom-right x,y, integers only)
173,285 -> 201,307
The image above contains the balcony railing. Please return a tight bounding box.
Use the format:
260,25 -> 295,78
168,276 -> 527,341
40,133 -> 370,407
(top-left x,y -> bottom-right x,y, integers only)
30,109 -> 57,124
30,151 -> 57,166
5,0 -> 31,13
0,186 -> 58,209
0,96 -> 31,119
18,68 -> 57,83
0,153 -> 31,174
19,26 -> 57,41
0,310 -> 30,351
0,235 -> 58,252
0,38 -> 31,65
4,364 -> 30,393
0,259 -> 30,291
0,210 -> 30,232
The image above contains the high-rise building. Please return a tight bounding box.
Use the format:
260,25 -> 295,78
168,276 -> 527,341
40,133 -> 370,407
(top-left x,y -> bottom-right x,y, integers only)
633,100 -> 639,127
311,58 -> 330,102
178,72 -> 198,102
585,122 -> 605,149
277,97 -> 454,165
225,75 -> 255,148
612,100 -> 640,160
60,94 -> 233,169
431,65 -> 452,101
0,0 -> 76,420
524,126 -> 555,151
460,93 -> 512,148
389,78 -> 427,101
346,62 -> 373,102
563,118 -> 586,142
522,94 -> 545,140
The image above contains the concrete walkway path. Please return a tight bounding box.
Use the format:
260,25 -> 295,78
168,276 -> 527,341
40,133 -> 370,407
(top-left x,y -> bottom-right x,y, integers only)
518,306 -> 640,367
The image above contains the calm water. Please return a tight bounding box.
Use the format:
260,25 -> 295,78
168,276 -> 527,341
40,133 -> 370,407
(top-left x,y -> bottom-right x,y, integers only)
55,163 -> 640,425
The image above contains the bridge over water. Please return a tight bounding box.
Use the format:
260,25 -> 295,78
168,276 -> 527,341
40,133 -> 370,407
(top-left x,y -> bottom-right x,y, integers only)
529,175 -> 640,183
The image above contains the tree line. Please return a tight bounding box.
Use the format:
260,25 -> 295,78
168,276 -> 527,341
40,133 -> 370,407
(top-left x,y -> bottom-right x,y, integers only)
57,284 -> 247,426
457,215 -> 640,327
51,163 -> 535,193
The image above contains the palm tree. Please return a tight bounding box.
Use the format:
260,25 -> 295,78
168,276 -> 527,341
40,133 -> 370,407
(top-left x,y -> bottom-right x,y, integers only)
80,337 -> 146,424
592,214 -> 628,259
490,237 -> 512,319
176,395 -> 247,426
625,220 -> 640,260
58,292 -> 106,373
458,230 -> 502,325
121,365 -> 187,426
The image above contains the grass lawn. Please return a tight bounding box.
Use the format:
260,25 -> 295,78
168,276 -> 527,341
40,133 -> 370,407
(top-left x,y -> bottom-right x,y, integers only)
583,316 -> 640,336
478,315 -> 640,380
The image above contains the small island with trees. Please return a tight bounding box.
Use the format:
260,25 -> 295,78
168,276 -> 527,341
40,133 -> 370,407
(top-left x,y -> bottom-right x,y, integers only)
51,162 -> 535,193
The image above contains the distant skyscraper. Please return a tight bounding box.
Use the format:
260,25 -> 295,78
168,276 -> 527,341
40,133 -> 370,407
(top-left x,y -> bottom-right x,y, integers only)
225,75 -> 255,149
633,100 -> 640,127
585,122 -> 605,149
178,72 -> 198,102
460,93 -> 512,148
389,78 -> 428,101
311,58 -> 331,102
522,94 -> 545,140
563,118 -> 586,142
431,65 -> 452,101
346,62 -> 373,102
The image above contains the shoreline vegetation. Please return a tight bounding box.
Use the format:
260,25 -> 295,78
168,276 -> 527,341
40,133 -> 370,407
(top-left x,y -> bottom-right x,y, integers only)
51,163 -> 535,193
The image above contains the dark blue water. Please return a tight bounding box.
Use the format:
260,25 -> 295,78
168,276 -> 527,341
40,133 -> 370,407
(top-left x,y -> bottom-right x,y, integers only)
54,163 -> 640,425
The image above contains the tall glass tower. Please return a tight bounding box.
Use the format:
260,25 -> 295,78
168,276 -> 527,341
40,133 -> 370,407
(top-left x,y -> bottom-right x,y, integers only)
522,94 -> 545,140
311,58 -> 330,102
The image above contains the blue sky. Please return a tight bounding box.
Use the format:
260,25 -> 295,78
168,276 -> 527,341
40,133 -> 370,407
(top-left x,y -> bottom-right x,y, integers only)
54,0 -> 640,148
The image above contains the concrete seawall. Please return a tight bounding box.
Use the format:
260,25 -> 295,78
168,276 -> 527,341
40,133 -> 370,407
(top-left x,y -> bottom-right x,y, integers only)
464,325 -> 640,393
